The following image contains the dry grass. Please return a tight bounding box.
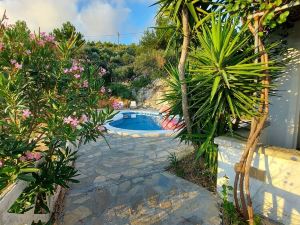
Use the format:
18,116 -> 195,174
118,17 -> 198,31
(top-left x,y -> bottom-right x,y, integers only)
167,152 -> 216,192
52,187 -> 67,225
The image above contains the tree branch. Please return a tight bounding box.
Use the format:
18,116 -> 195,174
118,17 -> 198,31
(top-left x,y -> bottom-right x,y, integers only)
247,0 -> 300,19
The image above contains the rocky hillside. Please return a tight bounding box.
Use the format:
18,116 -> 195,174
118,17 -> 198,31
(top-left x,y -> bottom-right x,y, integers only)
133,79 -> 170,110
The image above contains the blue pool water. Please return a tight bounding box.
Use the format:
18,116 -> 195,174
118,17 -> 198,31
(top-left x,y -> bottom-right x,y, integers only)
109,113 -> 163,130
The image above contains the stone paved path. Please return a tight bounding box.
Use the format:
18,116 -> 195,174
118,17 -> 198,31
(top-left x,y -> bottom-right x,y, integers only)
60,134 -> 220,225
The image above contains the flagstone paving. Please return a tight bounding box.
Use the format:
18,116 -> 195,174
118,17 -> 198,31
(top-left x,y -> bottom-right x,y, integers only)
59,134 -> 221,225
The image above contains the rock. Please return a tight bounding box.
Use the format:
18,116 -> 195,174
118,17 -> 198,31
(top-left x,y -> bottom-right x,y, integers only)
159,200 -> 172,209
63,206 -> 92,225
94,175 -> 106,184
119,181 -> 131,192
133,79 -> 170,110
76,162 -> 85,168
132,177 -> 144,183
122,168 -> 139,177
93,188 -> 112,215
73,195 -> 90,204
107,173 -> 121,180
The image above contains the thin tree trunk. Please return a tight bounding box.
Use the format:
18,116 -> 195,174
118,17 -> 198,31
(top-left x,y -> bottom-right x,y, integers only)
178,7 -> 193,137
234,16 -> 270,225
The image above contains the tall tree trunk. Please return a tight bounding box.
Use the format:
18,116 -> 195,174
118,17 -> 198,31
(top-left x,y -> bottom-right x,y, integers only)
178,7 -> 193,137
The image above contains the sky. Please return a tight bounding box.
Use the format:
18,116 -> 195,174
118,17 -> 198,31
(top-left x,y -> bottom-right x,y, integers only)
0,0 -> 157,44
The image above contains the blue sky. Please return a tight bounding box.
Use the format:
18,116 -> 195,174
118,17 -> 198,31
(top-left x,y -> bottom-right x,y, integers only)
119,1 -> 157,44
0,0 -> 157,44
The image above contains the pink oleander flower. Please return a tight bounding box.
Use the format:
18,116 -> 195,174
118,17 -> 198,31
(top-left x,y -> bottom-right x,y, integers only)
45,34 -> 55,42
25,49 -> 31,55
97,125 -> 106,132
80,114 -> 88,123
70,118 -> 79,127
63,68 -> 69,74
40,32 -> 46,37
100,86 -> 106,94
33,152 -> 42,160
22,109 -> 32,118
64,116 -> 79,127
64,116 -> 73,124
74,74 -> 81,79
79,66 -> 84,72
112,101 -> 123,110
0,159 -> 3,168
37,39 -> 45,47
83,80 -> 89,88
72,65 -> 78,71
15,63 -> 22,69
10,59 -> 16,65
30,33 -> 35,40
19,156 -> 26,162
25,151 -> 35,160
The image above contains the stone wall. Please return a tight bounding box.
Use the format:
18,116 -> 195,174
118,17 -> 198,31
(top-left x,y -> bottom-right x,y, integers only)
215,136 -> 300,225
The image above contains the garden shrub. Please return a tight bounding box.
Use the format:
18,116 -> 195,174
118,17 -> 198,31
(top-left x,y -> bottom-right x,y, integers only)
108,82 -> 133,100
131,76 -> 151,90
0,16 -> 115,213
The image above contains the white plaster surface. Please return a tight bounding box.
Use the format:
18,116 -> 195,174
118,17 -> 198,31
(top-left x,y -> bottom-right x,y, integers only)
215,136 -> 300,225
261,20 -> 300,149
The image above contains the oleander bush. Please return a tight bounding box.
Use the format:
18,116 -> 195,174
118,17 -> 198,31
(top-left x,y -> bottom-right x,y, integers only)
0,15 -> 115,213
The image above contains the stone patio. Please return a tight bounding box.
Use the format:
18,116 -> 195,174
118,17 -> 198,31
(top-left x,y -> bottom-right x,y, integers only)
59,134 -> 221,225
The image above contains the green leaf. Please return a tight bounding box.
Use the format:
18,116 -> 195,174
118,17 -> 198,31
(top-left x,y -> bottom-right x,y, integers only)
225,92 -> 236,118
19,168 -> 40,173
275,0 -> 282,6
210,76 -> 221,102
221,70 -> 230,89
278,11 -> 290,24
18,174 -> 36,182
186,2 -> 199,23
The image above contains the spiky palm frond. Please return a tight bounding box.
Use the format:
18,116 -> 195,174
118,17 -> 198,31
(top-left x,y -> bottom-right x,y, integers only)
163,14 -> 281,172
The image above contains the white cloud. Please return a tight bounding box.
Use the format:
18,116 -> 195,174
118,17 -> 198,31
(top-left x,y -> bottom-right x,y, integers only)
0,0 -> 131,41
79,1 -> 130,38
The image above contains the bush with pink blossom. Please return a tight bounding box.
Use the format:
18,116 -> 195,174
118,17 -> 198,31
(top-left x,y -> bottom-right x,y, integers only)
0,15 -> 116,213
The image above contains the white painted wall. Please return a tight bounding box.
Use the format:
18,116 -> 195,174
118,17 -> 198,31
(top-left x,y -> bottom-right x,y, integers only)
215,136 -> 300,225
262,20 -> 300,149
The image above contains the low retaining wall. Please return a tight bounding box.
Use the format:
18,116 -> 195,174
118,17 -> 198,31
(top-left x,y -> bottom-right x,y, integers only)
0,141 -> 78,225
215,136 -> 300,225
0,182 -> 61,225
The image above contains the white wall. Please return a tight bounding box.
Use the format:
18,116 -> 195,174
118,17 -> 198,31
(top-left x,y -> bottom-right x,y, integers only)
262,20 -> 300,149
215,136 -> 300,225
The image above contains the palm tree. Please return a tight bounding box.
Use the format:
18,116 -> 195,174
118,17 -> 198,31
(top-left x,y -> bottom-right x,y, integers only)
153,0 -> 209,139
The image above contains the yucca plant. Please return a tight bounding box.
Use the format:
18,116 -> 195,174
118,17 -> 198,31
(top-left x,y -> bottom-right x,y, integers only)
163,14 -> 280,172
190,15 -> 281,171
153,0 -> 211,138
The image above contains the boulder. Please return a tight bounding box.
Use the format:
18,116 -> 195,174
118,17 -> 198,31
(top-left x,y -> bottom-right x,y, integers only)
134,79 -> 170,110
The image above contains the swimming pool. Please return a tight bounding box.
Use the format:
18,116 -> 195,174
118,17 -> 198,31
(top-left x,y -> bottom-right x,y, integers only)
110,112 -> 162,130
104,110 -> 177,137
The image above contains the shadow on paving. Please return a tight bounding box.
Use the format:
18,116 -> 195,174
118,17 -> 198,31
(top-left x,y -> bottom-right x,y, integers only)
59,134 -> 221,225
